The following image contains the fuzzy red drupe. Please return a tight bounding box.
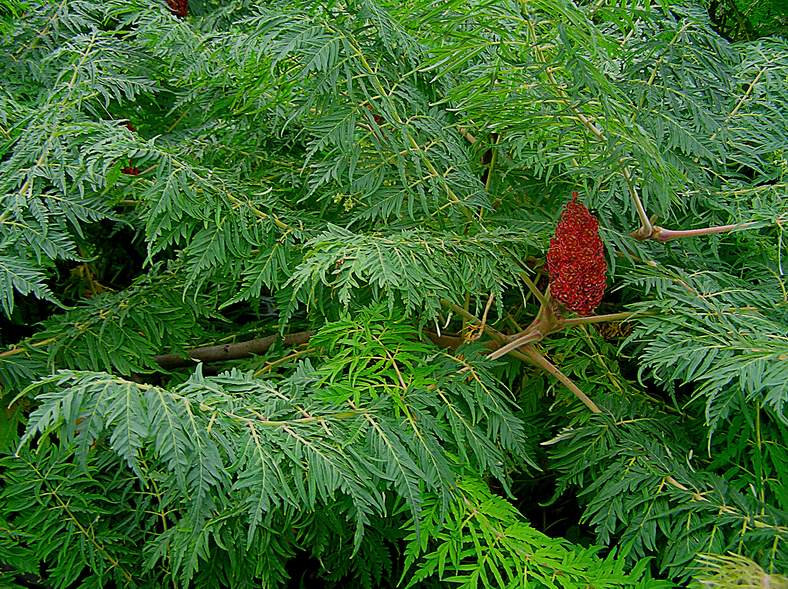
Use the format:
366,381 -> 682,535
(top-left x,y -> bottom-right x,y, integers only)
546,192 -> 607,316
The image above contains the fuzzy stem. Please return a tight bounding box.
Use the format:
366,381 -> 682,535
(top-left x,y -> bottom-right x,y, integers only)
439,306 -> 690,490
517,346 -> 602,413
519,271 -> 549,308
439,298 -> 602,412
649,222 -> 758,242
486,331 -> 544,361
487,289 -> 559,360
622,167 -> 653,239
560,311 -> 642,326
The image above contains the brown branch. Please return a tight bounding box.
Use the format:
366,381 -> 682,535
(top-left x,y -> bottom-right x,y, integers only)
154,331 -> 313,369
0,337 -> 58,358
438,298 -> 603,412
560,311 -> 643,326
633,221 -> 759,242
517,346 -> 602,413
486,331 -> 543,361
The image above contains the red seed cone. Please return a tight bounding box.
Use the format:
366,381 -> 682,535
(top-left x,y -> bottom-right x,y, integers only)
121,159 -> 139,176
167,0 -> 188,18
119,123 -> 139,175
546,192 -> 607,316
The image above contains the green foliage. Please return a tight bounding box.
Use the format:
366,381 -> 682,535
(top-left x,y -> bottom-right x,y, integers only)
283,227 -> 534,322
546,408 -> 787,578
692,553 -> 788,589
708,0 -> 788,40
622,266 -> 787,429
4,309 -> 535,586
402,478 -> 672,589
0,0 -> 786,587
0,266 -> 213,391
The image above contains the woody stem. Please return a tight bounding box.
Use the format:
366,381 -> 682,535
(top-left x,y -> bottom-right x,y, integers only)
559,311 -> 641,327
486,331 -> 543,361
621,167 -> 653,239
519,271 -> 550,308
649,222 -> 758,242
440,299 -> 602,413
516,346 -> 602,413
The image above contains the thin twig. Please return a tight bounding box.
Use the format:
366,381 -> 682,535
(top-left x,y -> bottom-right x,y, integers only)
519,271 -> 549,308
479,292 -> 495,332
560,311 -> 643,326
461,292 -> 471,334
424,331 -> 496,350
442,299 -> 490,333
483,133 -> 499,194
0,337 -> 58,358
458,127 -> 477,144
665,475 -> 689,492
709,68 -> 764,142
254,347 -> 314,376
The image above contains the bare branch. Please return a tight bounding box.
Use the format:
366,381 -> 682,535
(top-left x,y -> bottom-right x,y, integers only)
516,346 -> 602,414
486,331 -> 543,361
154,331 -> 313,369
635,222 -> 759,242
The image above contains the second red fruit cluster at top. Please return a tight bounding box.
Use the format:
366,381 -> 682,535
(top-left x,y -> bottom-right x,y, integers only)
167,0 -> 188,18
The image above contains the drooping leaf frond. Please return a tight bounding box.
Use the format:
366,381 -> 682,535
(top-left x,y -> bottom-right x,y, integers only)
622,266 -> 788,429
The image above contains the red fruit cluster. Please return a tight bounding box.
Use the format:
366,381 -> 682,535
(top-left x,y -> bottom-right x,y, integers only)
121,160 -> 139,176
120,121 -> 139,175
546,192 -> 607,316
167,0 -> 188,18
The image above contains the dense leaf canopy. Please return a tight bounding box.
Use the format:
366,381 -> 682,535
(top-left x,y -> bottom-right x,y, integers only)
0,0 -> 786,587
